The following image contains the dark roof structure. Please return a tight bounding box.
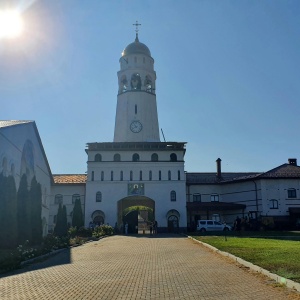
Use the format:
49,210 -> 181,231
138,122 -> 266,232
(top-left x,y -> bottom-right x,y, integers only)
186,162 -> 300,184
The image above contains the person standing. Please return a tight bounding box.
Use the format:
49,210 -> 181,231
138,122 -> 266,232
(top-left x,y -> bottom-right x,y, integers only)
125,222 -> 129,235
153,220 -> 158,234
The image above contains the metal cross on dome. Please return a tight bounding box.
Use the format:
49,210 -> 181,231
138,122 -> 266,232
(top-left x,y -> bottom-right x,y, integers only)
133,21 -> 141,36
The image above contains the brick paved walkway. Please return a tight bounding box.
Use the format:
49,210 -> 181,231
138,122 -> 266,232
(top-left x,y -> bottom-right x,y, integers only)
0,235 -> 299,299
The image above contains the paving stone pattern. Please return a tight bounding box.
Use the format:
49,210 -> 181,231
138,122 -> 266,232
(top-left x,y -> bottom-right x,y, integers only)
0,235 -> 299,300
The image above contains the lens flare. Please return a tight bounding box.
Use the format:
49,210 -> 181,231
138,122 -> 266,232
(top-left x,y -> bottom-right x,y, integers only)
0,10 -> 24,39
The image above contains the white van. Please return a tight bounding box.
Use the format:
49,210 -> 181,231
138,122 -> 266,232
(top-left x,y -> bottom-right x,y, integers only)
196,220 -> 231,232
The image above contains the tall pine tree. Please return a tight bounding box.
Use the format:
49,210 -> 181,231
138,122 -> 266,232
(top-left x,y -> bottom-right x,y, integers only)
30,176 -> 43,245
0,173 -> 5,245
3,176 -> 18,248
54,203 -> 68,237
17,174 -> 31,244
72,198 -> 84,228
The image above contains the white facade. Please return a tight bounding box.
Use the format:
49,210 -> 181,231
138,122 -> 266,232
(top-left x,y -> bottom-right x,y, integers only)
84,34 -> 187,232
114,36 -> 160,142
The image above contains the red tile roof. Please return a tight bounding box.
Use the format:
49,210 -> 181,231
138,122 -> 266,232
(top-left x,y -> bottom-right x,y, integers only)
53,174 -> 87,184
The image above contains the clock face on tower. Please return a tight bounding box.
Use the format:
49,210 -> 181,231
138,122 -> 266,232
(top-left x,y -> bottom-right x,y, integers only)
130,121 -> 143,133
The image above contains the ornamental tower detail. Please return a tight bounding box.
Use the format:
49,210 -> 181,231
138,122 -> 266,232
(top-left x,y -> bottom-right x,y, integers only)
113,32 -> 160,142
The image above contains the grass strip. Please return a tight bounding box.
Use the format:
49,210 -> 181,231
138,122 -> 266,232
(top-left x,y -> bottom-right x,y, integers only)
193,235 -> 300,283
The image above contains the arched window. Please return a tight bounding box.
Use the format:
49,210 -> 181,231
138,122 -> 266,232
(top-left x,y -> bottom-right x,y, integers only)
270,199 -> 278,209
130,171 -> 133,181
288,188 -> 297,198
91,171 -> 94,181
168,170 -> 171,180
170,153 -> 177,162
111,171 -> 114,181
144,75 -> 152,92
95,154 -> 102,162
120,75 -> 128,93
178,170 -> 180,180
140,171 -> 143,181
54,194 -> 63,204
131,73 -> 141,90
101,171 -> 104,181
151,153 -> 158,162
132,153 -> 140,162
120,171 -> 123,181
149,170 -> 152,181
72,194 -> 80,204
159,170 -> 161,181
96,192 -> 102,202
170,190 -> 176,202
114,153 -> 121,162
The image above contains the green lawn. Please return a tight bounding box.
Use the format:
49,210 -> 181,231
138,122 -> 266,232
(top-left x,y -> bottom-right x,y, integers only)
193,233 -> 300,283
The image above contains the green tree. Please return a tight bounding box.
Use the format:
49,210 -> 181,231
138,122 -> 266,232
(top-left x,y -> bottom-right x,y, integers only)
0,173 -> 5,245
62,205 -> 68,235
0,174 -> 18,248
30,176 -> 43,245
54,203 -> 68,237
72,198 -> 84,228
17,174 -> 31,244
3,176 -> 18,248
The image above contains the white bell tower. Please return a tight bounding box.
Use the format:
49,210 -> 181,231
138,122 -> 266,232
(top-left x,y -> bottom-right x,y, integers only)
113,24 -> 160,142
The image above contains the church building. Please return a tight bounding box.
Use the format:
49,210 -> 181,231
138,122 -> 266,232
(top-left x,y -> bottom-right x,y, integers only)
51,31 -> 187,233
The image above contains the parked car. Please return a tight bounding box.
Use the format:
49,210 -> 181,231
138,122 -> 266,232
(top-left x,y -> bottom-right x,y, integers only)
196,220 -> 231,232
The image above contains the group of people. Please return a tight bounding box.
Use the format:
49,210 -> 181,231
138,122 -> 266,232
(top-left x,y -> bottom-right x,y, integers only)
149,220 -> 158,235
122,220 -> 158,235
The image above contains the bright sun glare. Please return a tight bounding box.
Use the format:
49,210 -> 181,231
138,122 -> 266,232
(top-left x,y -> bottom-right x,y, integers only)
0,10 -> 24,39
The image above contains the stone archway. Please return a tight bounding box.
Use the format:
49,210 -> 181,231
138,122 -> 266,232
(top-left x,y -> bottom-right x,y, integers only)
118,196 -> 155,234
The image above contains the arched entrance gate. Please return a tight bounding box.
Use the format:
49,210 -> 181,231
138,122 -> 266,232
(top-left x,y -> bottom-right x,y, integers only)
166,209 -> 180,233
118,196 -> 155,234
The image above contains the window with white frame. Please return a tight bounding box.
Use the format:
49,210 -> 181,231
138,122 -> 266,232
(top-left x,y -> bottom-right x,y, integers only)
288,188 -> 297,198
212,214 -> 220,221
270,199 -> 278,209
170,190 -> 176,201
96,192 -> 102,202
193,193 -> 201,202
211,194 -> 219,202
54,194 -> 63,204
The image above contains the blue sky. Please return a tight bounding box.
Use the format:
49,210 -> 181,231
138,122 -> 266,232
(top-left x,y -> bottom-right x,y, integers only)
1,0 -> 300,174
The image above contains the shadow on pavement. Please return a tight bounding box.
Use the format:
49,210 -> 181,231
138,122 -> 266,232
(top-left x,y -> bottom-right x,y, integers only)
0,248 -> 71,279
